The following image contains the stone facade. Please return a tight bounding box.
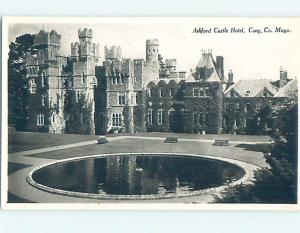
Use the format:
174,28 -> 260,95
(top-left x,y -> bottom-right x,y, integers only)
26,28 -> 98,134
23,28 -> 296,135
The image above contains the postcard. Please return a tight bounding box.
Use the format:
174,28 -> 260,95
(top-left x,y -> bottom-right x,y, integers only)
1,17 -> 299,210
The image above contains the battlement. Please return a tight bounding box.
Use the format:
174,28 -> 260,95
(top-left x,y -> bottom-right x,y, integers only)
146,39 -> 159,46
34,29 -> 61,47
78,28 -> 93,39
105,46 -> 122,60
165,59 -> 177,68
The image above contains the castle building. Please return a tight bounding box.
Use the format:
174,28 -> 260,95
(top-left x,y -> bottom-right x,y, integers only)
25,28 -> 98,134
22,28 -> 297,135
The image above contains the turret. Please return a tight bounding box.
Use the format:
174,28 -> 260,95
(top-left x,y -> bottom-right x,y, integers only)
146,39 -> 159,62
105,46 -> 122,60
34,29 -> 61,62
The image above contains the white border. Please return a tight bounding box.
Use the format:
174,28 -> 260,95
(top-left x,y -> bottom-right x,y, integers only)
1,16 -> 300,210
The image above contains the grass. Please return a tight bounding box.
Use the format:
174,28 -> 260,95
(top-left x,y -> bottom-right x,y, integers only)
8,131 -> 98,153
26,138 -> 268,167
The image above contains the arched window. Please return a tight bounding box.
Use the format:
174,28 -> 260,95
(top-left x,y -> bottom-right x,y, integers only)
147,109 -> 153,124
37,113 -> 45,126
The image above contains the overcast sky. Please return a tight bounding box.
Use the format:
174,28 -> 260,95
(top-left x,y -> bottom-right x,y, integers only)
7,17 -> 300,81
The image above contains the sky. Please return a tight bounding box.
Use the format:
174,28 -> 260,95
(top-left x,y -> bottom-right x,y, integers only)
7,17 -> 300,81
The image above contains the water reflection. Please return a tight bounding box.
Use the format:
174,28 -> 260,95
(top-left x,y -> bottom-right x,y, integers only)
32,155 -> 245,195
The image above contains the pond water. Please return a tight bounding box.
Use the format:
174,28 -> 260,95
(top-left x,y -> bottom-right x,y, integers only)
32,154 -> 245,196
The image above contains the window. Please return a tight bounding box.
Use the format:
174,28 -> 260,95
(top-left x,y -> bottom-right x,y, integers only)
81,72 -> 86,84
230,89 -> 235,97
76,90 -> 81,102
170,89 -> 175,97
147,109 -> 153,124
159,89 -> 163,97
158,109 -> 163,125
41,95 -> 46,106
29,79 -> 36,94
41,73 -> 45,87
147,88 -> 152,97
118,93 -> 125,105
246,103 -> 251,112
199,113 -> 204,125
193,88 -> 199,96
50,50 -> 53,58
199,88 -> 204,97
37,113 -> 45,126
112,113 -> 122,127
52,113 -> 55,123
193,112 -> 198,125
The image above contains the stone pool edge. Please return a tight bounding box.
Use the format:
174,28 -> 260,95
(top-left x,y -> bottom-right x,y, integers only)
26,153 -> 259,200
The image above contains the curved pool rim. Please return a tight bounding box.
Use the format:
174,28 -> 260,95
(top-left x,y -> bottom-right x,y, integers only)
26,152 -> 256,200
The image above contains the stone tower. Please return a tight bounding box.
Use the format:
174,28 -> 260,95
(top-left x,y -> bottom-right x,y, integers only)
69,28 -> 99,134
26,29 -> 66,133
143,39 -> 160,87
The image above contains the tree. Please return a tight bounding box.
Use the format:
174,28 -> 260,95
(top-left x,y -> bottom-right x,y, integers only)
215,97 -> 298,203
64,80 -> 94,134
8,34 -> 35,130
158,54 -> 166,70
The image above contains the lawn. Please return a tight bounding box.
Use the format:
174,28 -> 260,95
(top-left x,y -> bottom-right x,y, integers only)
8,131 -> 98,152
25,137 -> 269,167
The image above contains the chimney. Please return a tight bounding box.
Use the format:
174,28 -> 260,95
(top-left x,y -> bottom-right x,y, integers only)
227,69 -> 234,89
280,68 -> 288,88
216,56 -> 224,81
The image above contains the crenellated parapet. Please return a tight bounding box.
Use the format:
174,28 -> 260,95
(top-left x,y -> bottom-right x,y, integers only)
78,28 -> 93,39
105,45 -> 122,60
34,29 -> 61,48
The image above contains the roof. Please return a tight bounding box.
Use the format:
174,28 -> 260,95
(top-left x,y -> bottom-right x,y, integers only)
224,79 -> 278,97
275,78 -> 298,97
186,52 -> 221,83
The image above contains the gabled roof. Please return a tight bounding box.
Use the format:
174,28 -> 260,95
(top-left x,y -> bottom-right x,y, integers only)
224,79 -> 278,97
186,52 -> 221,83
275,78 -> 298,97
